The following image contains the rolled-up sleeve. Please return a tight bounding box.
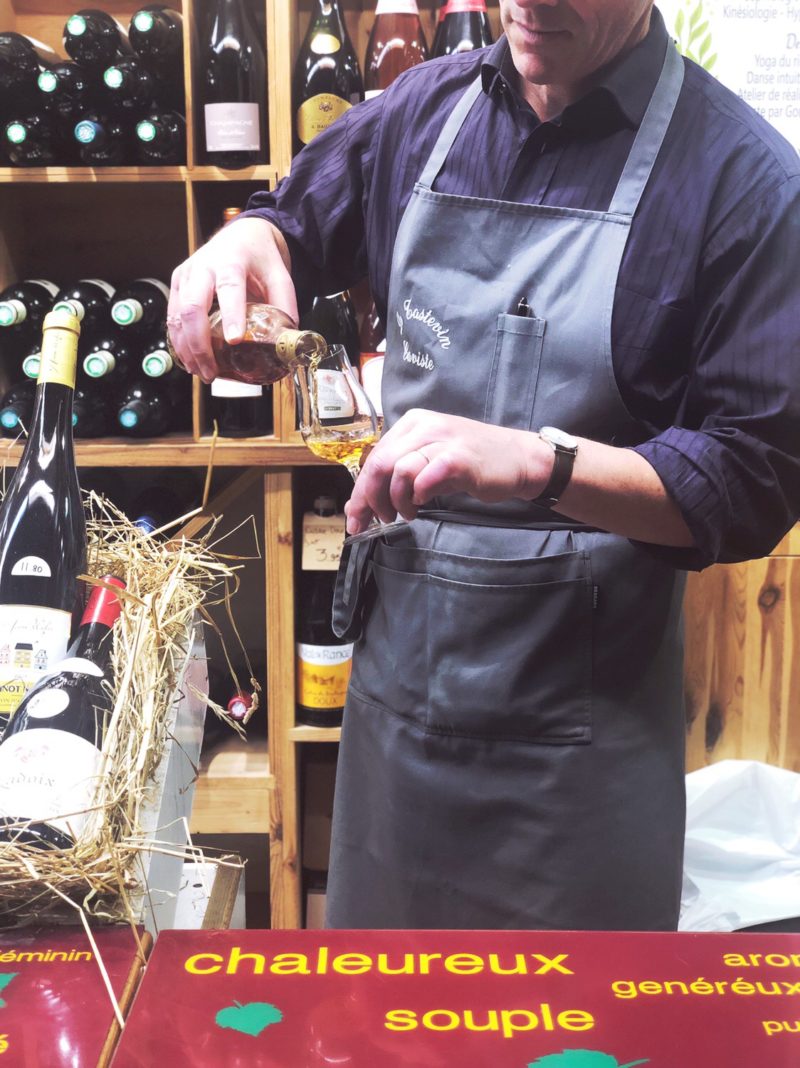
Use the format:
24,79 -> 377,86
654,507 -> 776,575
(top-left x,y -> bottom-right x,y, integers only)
238,96 -> 383,315
633,172 -> 800,570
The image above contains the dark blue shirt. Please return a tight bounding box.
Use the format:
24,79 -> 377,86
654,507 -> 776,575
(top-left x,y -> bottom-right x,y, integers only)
244,7 -> 800,570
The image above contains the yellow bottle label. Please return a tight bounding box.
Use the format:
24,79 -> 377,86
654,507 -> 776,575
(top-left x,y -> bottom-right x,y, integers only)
297,94 -> 351,145
310,33 -> 341,55
38,312 -> 80,389
296,642 -> 353,709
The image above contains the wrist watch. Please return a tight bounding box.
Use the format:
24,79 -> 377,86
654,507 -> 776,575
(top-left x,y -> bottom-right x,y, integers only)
533,426 -> 579,508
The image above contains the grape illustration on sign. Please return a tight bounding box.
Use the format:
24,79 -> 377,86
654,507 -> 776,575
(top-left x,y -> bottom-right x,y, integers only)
0,974 -> 17,1008
215,1000 -> 283,1037
528,1053 -> 649,1068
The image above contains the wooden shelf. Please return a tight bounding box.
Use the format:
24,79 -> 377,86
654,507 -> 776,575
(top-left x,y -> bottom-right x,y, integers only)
0,436 -> 326,467
289,725 -> 342,743
191,734 -> 273,835
0,165 -> 278,185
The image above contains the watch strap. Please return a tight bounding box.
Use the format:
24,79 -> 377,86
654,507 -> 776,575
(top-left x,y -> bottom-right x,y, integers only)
533,441 -> 576,508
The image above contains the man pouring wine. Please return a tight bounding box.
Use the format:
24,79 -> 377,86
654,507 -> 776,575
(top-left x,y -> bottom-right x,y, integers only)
167,1 -> 800,930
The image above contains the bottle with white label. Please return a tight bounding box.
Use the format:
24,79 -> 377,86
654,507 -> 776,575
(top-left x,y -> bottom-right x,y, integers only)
201,0 -> 267,169
364,0 -> 429,99
0,307 -> 87,728
111,277 -> 169,336
292,0 -> 363,156
296,495 -> 353,727
0,576 -> 125,850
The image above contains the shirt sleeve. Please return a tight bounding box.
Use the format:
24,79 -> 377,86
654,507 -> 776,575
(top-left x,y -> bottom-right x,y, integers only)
237,95 -> 383,316
632,172 -> 800,570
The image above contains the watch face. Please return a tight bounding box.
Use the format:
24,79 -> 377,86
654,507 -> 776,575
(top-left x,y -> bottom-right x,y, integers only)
540,426 -> 578,450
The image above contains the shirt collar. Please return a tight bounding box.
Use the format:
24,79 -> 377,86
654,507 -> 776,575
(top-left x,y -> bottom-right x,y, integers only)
481,5 -> 669,130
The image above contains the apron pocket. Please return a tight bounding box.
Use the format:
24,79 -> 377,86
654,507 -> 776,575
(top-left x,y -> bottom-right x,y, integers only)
484,312 -> 546,430
425,557 -> 593,744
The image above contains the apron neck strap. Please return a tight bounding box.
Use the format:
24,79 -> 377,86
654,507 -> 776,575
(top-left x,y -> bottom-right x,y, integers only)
418,76 -> 484,191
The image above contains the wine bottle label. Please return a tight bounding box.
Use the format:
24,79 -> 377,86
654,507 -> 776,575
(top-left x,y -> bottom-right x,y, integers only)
55,657 -> 105,678
310,32 -> 341,55
211,378 -> 263,398
0,605 -> 71,716
296,642 -> 353,709
0,726 -> 102,842
26,688 -> 70,718
204,103 -> 261,153
375,0 -> 421,13
38,323 -> 78,389
11,556 -> 52,579
80,278 -> 116,298
317,369 -> 355,418
296,95 -> 351,145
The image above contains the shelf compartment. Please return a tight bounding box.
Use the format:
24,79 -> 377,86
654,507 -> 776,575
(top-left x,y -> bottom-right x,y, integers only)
191,735 -> 273,835
290,725 -> 342,743
0,436 -> 317,467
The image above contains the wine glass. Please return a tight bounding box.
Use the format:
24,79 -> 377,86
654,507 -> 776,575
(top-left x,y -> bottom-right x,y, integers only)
294,345 -> 405,543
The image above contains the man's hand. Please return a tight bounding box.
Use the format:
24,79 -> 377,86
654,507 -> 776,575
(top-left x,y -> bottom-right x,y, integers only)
167,217 -> 298,383
345,409 -> 553,534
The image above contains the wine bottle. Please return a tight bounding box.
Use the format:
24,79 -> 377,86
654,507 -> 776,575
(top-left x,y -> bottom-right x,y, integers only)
128,476 -> 200,532
0,307 -> 87,726
116,378 -> 173,436
21,342 -> 43,383
81,332 -> 136,386
300,291 -> 360,367
135,109 -> 185,164
72,385 -> 112,438
292,0 -> 363,155
101,57 -> 156,115
36,61 -> 93,139
210,378 -> 273,438
141,334 -> 178,380
111,278 -> 168,334
54,280 -> 115,337
0,280 -> 58,347
432,0 -> 493,58
0,32 -> 59,107
0,380 -> 36,437
4,112 -> 67,166
296,495 -> 352,727
73,110 -> 131,165
129,7 -> 184,70
201,0 -> 267,169
167,302 -> 325,386
364,0 -> 429,99
431,0 -> 448,58
63,9 -> 134,70
0,576 -> 125,850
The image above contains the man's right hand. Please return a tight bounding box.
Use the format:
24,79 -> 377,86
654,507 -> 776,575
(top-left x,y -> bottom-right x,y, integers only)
167,217 -> 299,383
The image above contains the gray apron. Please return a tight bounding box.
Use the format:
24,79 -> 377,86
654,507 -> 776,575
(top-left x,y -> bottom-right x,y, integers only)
327,38 -> 688,931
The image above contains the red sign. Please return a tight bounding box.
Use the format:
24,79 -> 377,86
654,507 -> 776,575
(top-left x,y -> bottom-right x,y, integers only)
0,924 -> 148,1067
113,929 -> 800,1067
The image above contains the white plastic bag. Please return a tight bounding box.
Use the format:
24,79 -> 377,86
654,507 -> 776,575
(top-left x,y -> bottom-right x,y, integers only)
679,759 -> 800,932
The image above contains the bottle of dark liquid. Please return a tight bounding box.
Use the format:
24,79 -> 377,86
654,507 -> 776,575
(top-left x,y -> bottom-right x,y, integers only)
36,61 -> 93,139
364,0 -> 429,99
21,342 -> 43,383
73,110 -> 130,165
301,291 -> 360,367
129,6 -> 184,76
135,110 -> 185,164
201,0 -> 267,169
72,385 -> 112,438
0,280 -> 58,348
116,378 -> 173,436
4,112 -> 66,165
63,9 -> 134,70
111,278 -> 169,334
54,280 -> 115,337
0,576 -> 125,850
0,32 -> 59,108
431,0 -> 448,58
101,57 -> 156,115
168,302 -> 325,386
292,0 -> 363,155
296,495 -> 352,727
0,380 -> 36,437
210,377 -> 273,438
0,307 -> 87,727
432,0 -> 493,58
81,332 -> 136,386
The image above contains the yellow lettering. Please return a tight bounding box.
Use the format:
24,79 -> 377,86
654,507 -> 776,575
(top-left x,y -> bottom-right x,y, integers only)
317,946 -> 329,974
0,955 -> 14,964
332,953 -> 372,976
444,954 -> 484,975
531,954 -> 573,976
226,948 -> 265,975
763,1021 -> 783,1036
611,980 -> 638,999
423,1010 -> 460,1032
489,953 -> 528,976
463,1010 -> 500,1032
765,955 -> 790,968
419,953 -> 443,975
384,1010 -> 417,1032
558,1009 -> 595,1031
0,1033 -> 8,1054
377,953 -> 415,975
185,953 -> 223,975
500,1010 -> 538,1039
639,982 -> 663,995
723,954 -> 748,967
270,954 -> 310,975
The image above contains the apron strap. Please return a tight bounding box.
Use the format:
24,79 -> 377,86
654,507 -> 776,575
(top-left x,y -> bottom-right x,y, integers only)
418,76 -> 484,191
608,38 -> 685,218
